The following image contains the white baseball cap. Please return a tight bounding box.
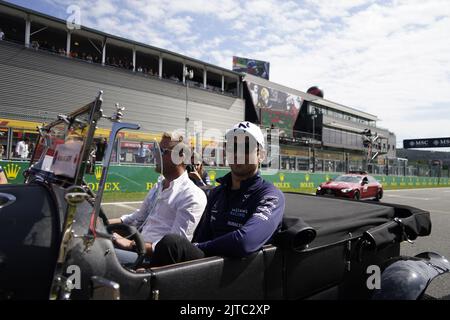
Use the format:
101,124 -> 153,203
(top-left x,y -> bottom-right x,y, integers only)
225,121 -> 265,149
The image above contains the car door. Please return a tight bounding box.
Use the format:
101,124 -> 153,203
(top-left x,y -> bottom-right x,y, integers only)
0,184 -> 60,299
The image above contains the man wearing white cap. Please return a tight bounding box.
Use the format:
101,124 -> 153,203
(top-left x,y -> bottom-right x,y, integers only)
148,121 -> 285,267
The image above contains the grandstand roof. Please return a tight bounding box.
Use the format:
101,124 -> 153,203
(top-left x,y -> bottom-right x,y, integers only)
0,0 -> 240,78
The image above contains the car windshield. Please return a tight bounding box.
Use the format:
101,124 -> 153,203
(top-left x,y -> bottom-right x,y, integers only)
30,105 -> 95,180
334,175 -> 362,183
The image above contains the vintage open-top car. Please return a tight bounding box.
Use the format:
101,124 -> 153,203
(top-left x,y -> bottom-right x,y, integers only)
0,92 -> 449,300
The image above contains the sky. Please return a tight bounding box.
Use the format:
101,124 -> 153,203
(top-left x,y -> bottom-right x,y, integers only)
4,0 -> 450,150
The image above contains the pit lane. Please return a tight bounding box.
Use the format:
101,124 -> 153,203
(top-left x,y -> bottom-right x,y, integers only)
102,187 -> 450,299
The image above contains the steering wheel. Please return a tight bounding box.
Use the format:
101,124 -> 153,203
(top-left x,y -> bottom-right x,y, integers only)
106,223 -> 147,268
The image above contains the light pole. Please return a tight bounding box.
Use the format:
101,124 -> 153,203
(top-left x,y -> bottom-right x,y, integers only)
311,108 -> 317,141
183,67 -> 194,137
310,108 -> 318,172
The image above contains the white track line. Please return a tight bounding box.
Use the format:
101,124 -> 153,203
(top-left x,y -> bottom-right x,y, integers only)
385,187 -> 450,192
102,201 -> 143,205
384,194 -> 431,201
114,203 -> 139,210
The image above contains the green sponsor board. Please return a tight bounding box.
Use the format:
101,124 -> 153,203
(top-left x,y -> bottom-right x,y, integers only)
2,160 -> 450,193
0,161 -> 28,183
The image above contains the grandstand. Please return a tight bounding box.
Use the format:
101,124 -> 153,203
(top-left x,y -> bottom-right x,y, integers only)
0,0 -> 397,174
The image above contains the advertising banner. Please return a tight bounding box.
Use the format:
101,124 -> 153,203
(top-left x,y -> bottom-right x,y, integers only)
233,56 -> 270,80
403,138 -> 450,149
2,161 -> 449,194
246,81 -> 303,137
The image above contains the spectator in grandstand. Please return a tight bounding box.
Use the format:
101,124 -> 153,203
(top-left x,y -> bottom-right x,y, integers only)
0,28 -> 5,41
95,138 -> 107,162
108,132 -> 207,266
15,137 -> 30,159
31,40 -> 39,50
187,152 -> 211,190
28,142 -> 35,158
0,144 -> 5,158
0,165 -> 7,184
147,122 -> 285,267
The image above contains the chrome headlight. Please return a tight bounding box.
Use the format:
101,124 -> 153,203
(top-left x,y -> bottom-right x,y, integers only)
317,186 -> 322,191
341,188 -> 352,193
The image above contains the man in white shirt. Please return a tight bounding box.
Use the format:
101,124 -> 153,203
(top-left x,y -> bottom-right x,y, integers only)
109,132 -> 207,266
0,28 -> 5,41
15,138 -> 30,159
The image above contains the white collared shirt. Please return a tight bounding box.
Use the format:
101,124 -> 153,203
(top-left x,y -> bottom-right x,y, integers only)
121,171 -> 207,249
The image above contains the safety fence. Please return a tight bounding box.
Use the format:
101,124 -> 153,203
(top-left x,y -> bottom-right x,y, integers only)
2,160 -> 450,194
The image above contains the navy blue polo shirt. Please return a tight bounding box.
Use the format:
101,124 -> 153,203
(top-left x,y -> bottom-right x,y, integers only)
194,172 -> 285,258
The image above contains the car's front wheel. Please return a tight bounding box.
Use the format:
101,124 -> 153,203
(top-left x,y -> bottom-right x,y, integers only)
375,189 -> 383,201
353,191 -> 360,201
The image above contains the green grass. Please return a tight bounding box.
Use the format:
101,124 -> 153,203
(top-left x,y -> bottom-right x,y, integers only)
102,192 -> 148,203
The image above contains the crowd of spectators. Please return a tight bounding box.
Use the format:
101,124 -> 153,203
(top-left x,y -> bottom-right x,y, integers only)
0,25 -> 238,96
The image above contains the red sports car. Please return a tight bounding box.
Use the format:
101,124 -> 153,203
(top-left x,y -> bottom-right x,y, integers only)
316,172 -> 383,201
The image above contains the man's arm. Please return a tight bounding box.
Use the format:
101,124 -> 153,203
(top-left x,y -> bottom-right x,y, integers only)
112,233 -> 153,257
119,187 -> 157,226
108,218 -> 122,225
168,191 -> 207,242
197,189 -> 285,258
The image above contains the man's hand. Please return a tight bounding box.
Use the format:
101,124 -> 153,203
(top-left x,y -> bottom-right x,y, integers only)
112,232 -> 135,250
108,218 -> 122,225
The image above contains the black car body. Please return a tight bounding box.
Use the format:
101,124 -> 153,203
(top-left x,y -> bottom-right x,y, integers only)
0,93 -> 448,300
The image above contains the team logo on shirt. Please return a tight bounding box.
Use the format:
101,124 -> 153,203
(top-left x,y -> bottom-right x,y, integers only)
230,208 -> 247,218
